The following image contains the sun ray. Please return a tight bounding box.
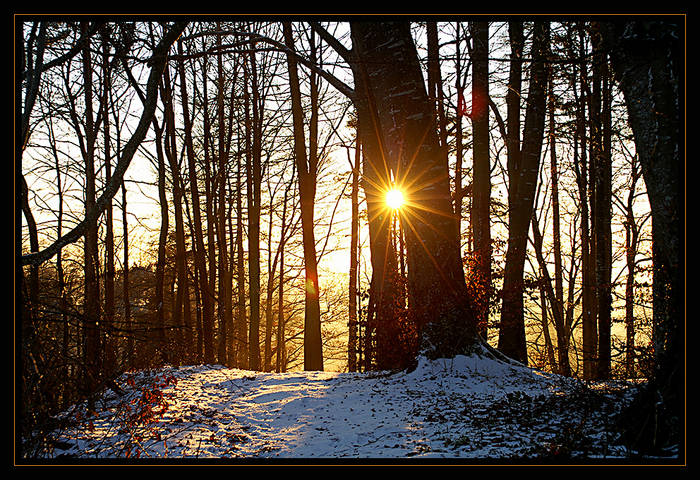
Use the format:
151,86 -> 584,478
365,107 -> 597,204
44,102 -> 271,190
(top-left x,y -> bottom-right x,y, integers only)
385,188 -> 404,210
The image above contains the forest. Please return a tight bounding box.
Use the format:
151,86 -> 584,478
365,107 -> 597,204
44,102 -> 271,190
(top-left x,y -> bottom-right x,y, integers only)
16,16 -> 684,463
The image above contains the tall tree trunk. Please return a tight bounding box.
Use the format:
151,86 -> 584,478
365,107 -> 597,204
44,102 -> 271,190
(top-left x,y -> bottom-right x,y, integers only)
453,22 -> 466,242
350,22 -> 479,363
245,39 -> 263,371
20,175 -> 40,373
276,171 -> 291,373
101,30 -> 116,375
548,71 -> 570,376
20,23 -> 46,346
350,26 -> 404,370
162,65 -> 193,365
426,22 -> 448,150
235,131 -> 248,369
623,156 -> 641,378
499,22 -> 550,365
81,23 -> 101,397
570,23 -> 597,380
497,22 -> 523,362
592,23 -> 613,380
226,174 -> 236,368
264,199 -> 276,372
47,115 -> 70,405
201,56 -> 217,364
154,119 -> 169,364
122,180 -> 133,368
603,19 -> 683,453
178,38 -> 213,366
348,138 -> 360,372
283,23 -> 324,371
470,21 -> 492,337
216,27 -> 231,366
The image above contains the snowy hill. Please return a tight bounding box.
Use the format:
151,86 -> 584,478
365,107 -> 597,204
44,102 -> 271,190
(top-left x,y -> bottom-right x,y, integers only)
28,349 -> 644,462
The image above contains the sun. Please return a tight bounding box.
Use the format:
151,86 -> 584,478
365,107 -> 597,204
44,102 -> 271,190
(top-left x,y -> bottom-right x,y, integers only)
385,188 -> 405,210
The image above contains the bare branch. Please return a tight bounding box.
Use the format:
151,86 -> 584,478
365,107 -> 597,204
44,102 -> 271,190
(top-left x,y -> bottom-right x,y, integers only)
308,22 -> 355,65
21,22 -> 188,267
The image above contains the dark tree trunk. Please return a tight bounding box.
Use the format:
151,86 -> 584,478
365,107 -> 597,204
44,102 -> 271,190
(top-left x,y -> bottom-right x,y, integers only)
154,120 -> 169,364
81,23 -> 102,396
216,28 -> 232,367
453,22 -> 466,243
570,23 -> 598,380
350,22 -> 479,364
499,22 -> 550,365
283,23 -> 324,371
592,23 -> 613,380
244,43 -> 263,371
357,102 -> 401,370
497,22 -> 523,363
101,30 -> 116,376
235,133 -> 248,369
162,65 -> 193,365
19,22 -> 47,343
178,38 -> 213,366
623,156 -> 642,378
121,180 -> 133,368
276,171 -> 291,373
201,55 -> 217,365
603,19 -> 684,454
470,21 -> 492,337
547,71 -> 570,376
348,138 -> 360,372
20,175 -> 40,355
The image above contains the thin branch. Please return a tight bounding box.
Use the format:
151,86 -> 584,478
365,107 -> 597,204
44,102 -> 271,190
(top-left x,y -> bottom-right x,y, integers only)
21,22 -> 187,267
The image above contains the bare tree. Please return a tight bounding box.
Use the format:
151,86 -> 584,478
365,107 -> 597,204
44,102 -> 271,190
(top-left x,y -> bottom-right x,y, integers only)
499,22 -> 551,365
283,22 -> 324,371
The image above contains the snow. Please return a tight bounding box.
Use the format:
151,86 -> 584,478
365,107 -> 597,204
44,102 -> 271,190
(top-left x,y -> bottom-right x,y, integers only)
30,349 -> 648,461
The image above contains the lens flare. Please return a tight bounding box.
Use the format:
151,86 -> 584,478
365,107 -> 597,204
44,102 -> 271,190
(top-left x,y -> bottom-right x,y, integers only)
386,189 -> 404,210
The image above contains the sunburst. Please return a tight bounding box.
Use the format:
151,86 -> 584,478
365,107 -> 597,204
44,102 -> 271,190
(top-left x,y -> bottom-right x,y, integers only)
385,188 -> 405,210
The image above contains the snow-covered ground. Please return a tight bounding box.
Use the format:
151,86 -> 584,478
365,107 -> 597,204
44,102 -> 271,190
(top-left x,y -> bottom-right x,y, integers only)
29,348 -> 647,461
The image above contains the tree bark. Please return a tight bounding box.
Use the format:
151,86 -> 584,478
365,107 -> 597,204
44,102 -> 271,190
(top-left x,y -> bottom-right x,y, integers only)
350,22 -> 479,363
244,32 -> 263,371
201,56 -> 217,365
276,169 -> 292,373
570,23 -> 598,380
453,22 -> 465,242
80,22 -> 102,397
153,119 -> 169,364
623,156 -> 642,378
235,129 -> 248,369
548,70 -> 570,376
162,64 -> 193,365
122,180 -> 133,368
283,23 -> 324,371
603,19 -> 684,453
216,27 -> 232,367
470,21 -> 492,337
99,29 -> 118,376
348,139 -> 360,372
592,23 -> 613,380
178,37 -> 213,366
499,22 -> 550,365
